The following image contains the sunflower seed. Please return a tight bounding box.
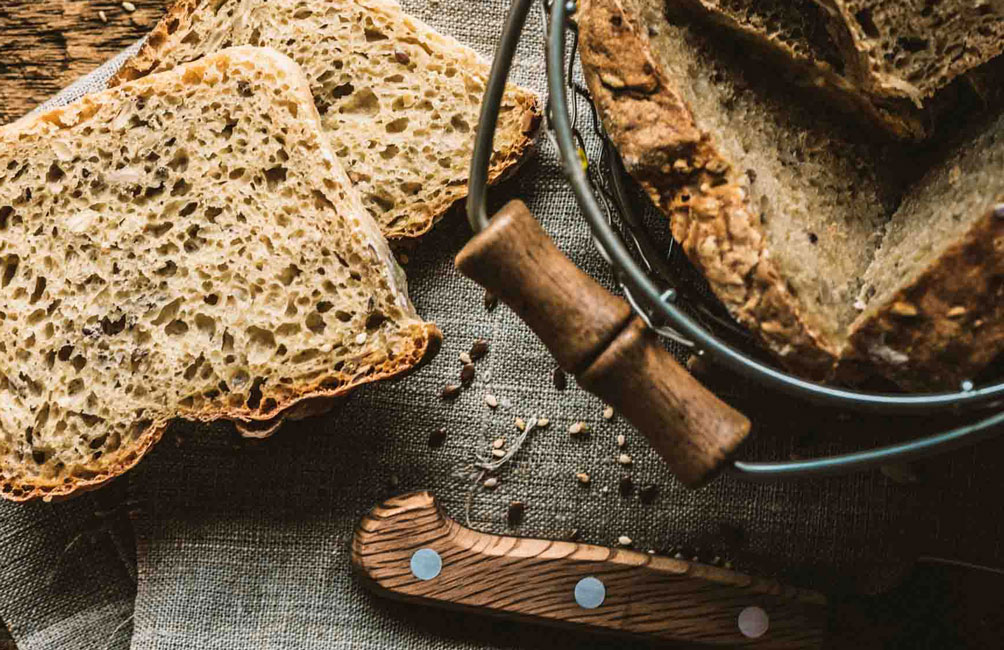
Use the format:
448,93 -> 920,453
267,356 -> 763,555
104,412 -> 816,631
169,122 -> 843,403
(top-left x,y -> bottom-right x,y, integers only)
568,421 -> 587,436
617,453 -> 633,466
428,428 -> 447,448
483,477 -> 499,488
492,438 -> 505,449
639,484 -> 659,504
618,475 -> 634,497
460,363 -> 476,385
459,351 -> 473,365
484,393 -> 498,408
470,339 -> 490,360
514,417 -> 526,431
575,472 -> 591,485
440,384 -> 461,400
552,367 -> 567,390
616,434 -> 626,448
602,405 -> 614,420
617,535 -> 633,547
507,501 -> 525,527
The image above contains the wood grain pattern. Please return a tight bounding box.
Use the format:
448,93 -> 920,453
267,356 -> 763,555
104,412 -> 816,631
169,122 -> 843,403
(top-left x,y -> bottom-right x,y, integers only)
0,0 -> 170,125
353,492 -> 827,648
455,200 -> 751,486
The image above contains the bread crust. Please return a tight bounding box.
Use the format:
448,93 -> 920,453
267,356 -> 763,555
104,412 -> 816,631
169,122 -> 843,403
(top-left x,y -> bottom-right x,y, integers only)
577,0 -> 839,379
109,0 -> 542,242
847,210 -> 1004,390
0,48 -> 443,502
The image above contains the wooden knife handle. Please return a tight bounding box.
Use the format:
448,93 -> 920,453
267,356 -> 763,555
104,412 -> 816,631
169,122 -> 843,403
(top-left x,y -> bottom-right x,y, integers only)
352,492 -> 827,648
455,200 -> 751,487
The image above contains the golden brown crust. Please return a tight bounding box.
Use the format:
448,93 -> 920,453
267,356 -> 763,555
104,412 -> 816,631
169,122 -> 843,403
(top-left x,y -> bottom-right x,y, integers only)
846,210 -> 1004,390
109,0 -> 543,243
577,0 -> 838,379
3,323 -> 441,502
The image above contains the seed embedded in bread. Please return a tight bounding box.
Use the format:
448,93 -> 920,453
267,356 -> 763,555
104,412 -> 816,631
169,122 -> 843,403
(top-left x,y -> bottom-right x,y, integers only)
0,47 -> 440,502
109,0 -> 541,241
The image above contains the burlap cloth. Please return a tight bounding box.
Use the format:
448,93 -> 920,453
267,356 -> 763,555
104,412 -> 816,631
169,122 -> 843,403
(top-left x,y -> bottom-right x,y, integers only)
1,2 -> 1002,648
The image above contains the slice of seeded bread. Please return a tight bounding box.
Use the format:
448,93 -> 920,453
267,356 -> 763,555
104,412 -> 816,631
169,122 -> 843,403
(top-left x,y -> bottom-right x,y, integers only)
669,0 -> 934,140
813,0 -> 1004,104
579,0 -> 900,381
0,47 -> 441,502
579,0 -> 1004,389
109,0 -> 541,241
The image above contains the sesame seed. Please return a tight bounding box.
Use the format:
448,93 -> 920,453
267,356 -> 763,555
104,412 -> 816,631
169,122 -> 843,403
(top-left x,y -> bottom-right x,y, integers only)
567,421 -> 587,436
459,351 -> 472,364
492,438 -> 505,449
514,417 -> 526,431
617,535 -> 633,547
602,405 -> 614,420
617,453 -> 633,466
537,418 -> 550,428
492,448 -> 506,458
99,10 -> 108,22
122,1 -> 136,12
483,477 -> 498,488
575,472 -> 590,485
484,394 -> 498,408
616,434 -> 626,448
355,332 -> 368,345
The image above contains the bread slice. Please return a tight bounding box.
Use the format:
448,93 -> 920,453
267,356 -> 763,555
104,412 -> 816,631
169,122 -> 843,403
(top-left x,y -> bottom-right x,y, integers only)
578,0 -> 1004,389
668,0 -> 933,140
813,0 -> 1004,104
579,0 -> 899,380
109,0 -> 541,241
0,47 -> 441,502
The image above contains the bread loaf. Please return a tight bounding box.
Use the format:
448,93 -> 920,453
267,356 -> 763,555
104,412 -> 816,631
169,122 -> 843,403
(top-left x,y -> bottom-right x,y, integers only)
579,0 -> 1004,389
110,0 -> 541,241
0,47 -> 441,501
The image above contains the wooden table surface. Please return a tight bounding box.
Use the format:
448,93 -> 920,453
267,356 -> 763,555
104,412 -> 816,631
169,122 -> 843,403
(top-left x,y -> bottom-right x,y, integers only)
0,0 -> 170,125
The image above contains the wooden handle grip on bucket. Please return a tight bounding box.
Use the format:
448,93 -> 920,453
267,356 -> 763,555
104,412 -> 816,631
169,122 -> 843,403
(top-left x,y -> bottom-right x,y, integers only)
455,200 -> 750,487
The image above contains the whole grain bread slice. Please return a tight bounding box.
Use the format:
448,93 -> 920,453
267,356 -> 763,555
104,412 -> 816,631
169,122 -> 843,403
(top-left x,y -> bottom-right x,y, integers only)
813,0 -> 1004,104
579,0 -> 1004,389
109,0 -> 541,241
669,0 -> 934,140
0,47 -> 441,502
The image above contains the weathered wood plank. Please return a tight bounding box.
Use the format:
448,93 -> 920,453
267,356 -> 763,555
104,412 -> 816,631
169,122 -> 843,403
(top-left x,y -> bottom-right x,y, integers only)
0,0 -> 170,125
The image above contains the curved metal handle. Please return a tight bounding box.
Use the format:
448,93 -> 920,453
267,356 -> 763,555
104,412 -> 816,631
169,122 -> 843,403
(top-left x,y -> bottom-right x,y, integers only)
456,200 -> 750,487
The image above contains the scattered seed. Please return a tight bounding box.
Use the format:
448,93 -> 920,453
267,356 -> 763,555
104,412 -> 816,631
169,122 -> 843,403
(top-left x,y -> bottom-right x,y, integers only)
617,453 -> 633,466
98,9 -> 108,22
399,253 -> 409,265
470,338 -> 490,361
575,472 -> 591,485
484,393 -> 498,408
674,552 -> 685,560
564,529 -> 580,541
492,438 -> 505,449
711,556 -> 721,566
602,405 -> 615,420
537,417 -> 550,428
459,351 -> 473,365
947,306 -> 967,318
355,332 -> 368,345
617,535 -> 633,547
483,477 -> 499,488
616,434 -> 626,448
639,484 -> 659,504
388,473 -> 400,489
460,363 -> 476,385
647,549 -> 657,555
618,475 -> 634,497
428,427 -> 447,448
483,291 -> 498,311
394,50 -> 410,65
890,301 -> 919,317
492,448 -> 506,458
122,1 -> 136,12
514,417 -> 526,431
507,501 -> 525,527
568,421 -> 587,436
440,384 -> 461,400
552,367 -> 568,390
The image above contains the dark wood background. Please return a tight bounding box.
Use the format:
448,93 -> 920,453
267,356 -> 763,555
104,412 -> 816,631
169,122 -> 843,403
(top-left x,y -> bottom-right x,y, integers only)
0,0 -> 170,125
